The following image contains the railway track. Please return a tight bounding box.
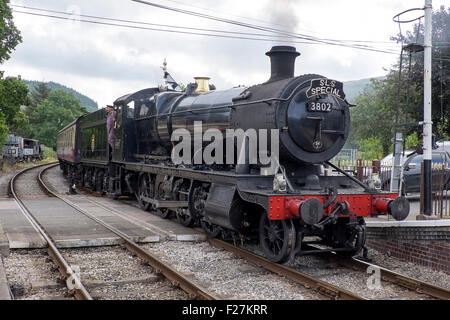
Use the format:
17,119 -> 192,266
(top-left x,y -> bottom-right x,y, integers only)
208,238 -> 366,300
313,246 -> 450,300
39,163 -> 219,300
210,237 -> 450,300
8,163 -> 218,300
22,163 -> 450,301
9,162 -> 92,300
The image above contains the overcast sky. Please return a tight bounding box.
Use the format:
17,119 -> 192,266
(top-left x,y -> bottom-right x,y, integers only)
3,0 -> 449,108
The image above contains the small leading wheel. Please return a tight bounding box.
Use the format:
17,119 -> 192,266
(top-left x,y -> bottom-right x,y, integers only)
201,219 -> 220,238
259,214 -> 295,263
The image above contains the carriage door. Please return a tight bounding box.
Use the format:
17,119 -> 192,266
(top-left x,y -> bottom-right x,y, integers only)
111,103 -> 124,161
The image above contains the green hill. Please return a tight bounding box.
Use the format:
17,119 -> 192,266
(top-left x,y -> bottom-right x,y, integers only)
343,76 -> 385,103
23,80 -> 98,112
20,77 -> 382,112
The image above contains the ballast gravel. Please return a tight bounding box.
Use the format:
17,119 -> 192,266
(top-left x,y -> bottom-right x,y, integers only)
244,242 -> 447,299
2,246 -> 189,300
3,165 -> 446,300
142,241 -> 322,300
3,249 -> 73,300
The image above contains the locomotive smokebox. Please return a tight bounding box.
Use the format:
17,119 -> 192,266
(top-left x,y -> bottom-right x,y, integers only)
265,46 -> 300,83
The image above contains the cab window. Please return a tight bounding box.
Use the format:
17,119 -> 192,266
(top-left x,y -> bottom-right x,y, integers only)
127,101 -> 135,119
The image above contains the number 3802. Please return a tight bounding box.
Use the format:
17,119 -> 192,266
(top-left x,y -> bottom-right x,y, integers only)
308,102 -> 332,112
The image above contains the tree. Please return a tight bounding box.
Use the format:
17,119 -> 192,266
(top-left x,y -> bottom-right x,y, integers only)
28,90 -> 88,148
29,82 -> 51,108
0,0 -> 22,64
0,112 -> 6,146
0,75 -> 28,145
17,82 -> 52,137
349,6 -> 449,157
392,5 -> 450,139
349,72 -> 422,155
358,137 -> 384,160
0,0 -> 24,145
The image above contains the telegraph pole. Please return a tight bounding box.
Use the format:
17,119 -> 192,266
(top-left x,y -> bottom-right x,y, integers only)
423,0 -> 433,216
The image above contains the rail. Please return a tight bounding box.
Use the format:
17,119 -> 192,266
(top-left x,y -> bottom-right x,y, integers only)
208,238 -> 366,300
38,164 -> 219,300
9,162 -> 93,300
302,244 -> 450,300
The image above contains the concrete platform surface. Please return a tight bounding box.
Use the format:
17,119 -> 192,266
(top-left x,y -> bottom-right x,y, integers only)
69,194 -> 205,241
0,199 -> 46,250
0,256 -> 11,300
0,196 -> 160,249
0,190 -> 205,250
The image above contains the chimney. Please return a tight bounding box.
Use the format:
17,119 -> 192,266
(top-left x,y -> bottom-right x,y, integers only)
265,46 -> 300,83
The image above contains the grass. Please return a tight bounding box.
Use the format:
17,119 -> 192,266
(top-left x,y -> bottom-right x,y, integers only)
0,156 -> 58,174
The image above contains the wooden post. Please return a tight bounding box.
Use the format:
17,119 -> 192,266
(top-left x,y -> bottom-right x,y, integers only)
357,159 -> 363,181
372,160 -> 381,175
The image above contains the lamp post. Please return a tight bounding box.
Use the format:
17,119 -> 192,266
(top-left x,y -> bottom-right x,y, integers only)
422,0 -> 433,216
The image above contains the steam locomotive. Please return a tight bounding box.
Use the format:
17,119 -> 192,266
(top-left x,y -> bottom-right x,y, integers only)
57,46 -> 409,263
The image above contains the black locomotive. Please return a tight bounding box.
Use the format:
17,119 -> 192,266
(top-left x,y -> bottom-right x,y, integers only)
57,46 -> 409,263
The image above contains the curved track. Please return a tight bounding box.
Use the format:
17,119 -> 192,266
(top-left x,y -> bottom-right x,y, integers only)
38,163 -> 218,300
9,162 -> 92,300
37,163 -> 450,300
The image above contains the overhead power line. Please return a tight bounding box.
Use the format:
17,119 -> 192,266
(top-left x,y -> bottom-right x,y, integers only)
158,0 -> 397,44
11,4 -> 302,40
131,0 -> 399,54
11,3 -> 399,54
11,9 -> 318,45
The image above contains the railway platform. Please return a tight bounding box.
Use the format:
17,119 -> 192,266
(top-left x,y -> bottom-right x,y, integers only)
365,198 -> 450,273
0,255 -> 10,300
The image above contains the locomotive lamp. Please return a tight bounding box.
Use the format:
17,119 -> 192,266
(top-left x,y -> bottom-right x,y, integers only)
273,173 -> 287,192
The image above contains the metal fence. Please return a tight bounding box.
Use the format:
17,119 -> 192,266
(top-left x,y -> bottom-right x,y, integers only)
332,149 -> 358,162
426,163 -> 449,218
330,159 -> 392,185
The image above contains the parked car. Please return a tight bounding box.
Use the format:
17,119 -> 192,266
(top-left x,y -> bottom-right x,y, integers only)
381,150 -> 450,194
436,141 -> 450,153
380,150 -> 415,166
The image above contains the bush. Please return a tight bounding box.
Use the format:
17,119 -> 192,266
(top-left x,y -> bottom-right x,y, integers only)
43,147 -> 56,159
358,137 -> 384,160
